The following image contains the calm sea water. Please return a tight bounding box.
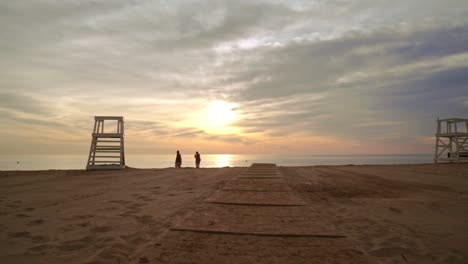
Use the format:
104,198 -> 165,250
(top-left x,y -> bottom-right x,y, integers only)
0,154 -> 433,171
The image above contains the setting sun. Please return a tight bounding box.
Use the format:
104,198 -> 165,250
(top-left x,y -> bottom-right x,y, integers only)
206,101 -> 237,127
178,100 -> 240,135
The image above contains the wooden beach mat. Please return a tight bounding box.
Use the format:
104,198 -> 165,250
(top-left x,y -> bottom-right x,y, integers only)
242,169 -> 277,172
241,170 -> 279,175
237,171 -> 281,178
251,162 -> 276,165
172,204 -> 342,237
222,178 -> 291,191
205,189 -> 306,205
150,162 -> 374,264
152,231 -> 373,264
250,163 -> 276,168
240,172 -> 279,176
237,175 -> 282,179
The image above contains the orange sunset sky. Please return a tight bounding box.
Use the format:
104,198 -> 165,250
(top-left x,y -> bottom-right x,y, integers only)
1,1 -> 467,155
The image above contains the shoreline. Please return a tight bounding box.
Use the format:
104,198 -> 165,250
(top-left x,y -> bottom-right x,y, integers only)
1,161 -> 464,172
0,154 -> 436,171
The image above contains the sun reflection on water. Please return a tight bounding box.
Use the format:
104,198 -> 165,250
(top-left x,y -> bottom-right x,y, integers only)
214,154 -> 232,167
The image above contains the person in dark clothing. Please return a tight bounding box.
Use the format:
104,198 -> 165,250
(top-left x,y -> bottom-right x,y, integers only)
194,151 -> 201,168
175,150 -> 182,168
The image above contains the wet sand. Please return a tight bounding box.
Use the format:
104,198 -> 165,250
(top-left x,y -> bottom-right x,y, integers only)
0,163 -> 467,263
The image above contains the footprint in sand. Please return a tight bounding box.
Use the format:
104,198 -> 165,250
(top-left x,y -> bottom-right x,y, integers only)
119,205 -> 143,217
109,200 -> 133,205
28,244 -> 54,253
27,219 -> 45,226
118,212 -> 133,218
139,256 -> 150,263
388,206 -> 402,214
16,213 -> 31,218
443,250 -> 464,263
8,231 -> 31,238
369,246 -> 409,258
90,241 -> 132,263
149,186 -> 162,194
78,222 -> 90,228
116,202 -> 146,217
127,202 -> 146,209
134,215 -> 155,225
136,195 -> 154,202
91,226 -> 113,233
62,221 -> 92,231
121,232 -> 150,247
97,206 -> 119,212
72,214 -> 94,220
95,236 -> 115,247
57,236 -> 93,251
60,225 -> 75,232
377,235 -> 420,254
124,209 -> 142,216
30,235 -> 49,243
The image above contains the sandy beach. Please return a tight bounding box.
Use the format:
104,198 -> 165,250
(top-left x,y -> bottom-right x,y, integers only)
1,163 -> 467,264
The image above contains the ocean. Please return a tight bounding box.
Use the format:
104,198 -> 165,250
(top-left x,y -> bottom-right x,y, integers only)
0,154 -> 434,171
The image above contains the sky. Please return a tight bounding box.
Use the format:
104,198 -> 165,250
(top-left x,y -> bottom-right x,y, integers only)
1,0 -> 468,155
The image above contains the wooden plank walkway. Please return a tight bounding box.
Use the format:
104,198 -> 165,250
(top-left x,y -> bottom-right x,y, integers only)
172,204 -> 342,237
205,189 -> 307,206
221,178 -> 291,191
150,163 -> 374,263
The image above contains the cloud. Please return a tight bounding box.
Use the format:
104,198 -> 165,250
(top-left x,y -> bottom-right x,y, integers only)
173,128 -> 205,138
0,0 -> 467,154
0,109 -> 65,128
220,24 -> 468,144
0,92 -> 53,115
203,134 -> 256,145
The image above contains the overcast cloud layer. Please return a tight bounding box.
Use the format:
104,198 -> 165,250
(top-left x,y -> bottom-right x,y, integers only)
1,0 -> 468,155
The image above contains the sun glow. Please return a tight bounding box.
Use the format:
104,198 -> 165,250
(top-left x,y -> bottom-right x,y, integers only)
206,101 -> 237,127
181,100 -> 240,135
214,154 -> 232,167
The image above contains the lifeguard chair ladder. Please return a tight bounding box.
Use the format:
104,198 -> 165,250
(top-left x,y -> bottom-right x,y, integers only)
86,116 -> 126,170
434,118 -> 468,163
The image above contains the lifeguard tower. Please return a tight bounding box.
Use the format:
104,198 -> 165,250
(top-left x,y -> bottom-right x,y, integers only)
86,116 -> 126,170
434,118 -> 468,163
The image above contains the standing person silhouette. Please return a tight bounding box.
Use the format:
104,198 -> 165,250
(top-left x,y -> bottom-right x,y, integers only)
194,151 -> 201,168
175,150 -> 182,168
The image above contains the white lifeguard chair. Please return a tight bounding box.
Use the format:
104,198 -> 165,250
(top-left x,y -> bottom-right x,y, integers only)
86,116 -> 126,170
434,118 -> 468,163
